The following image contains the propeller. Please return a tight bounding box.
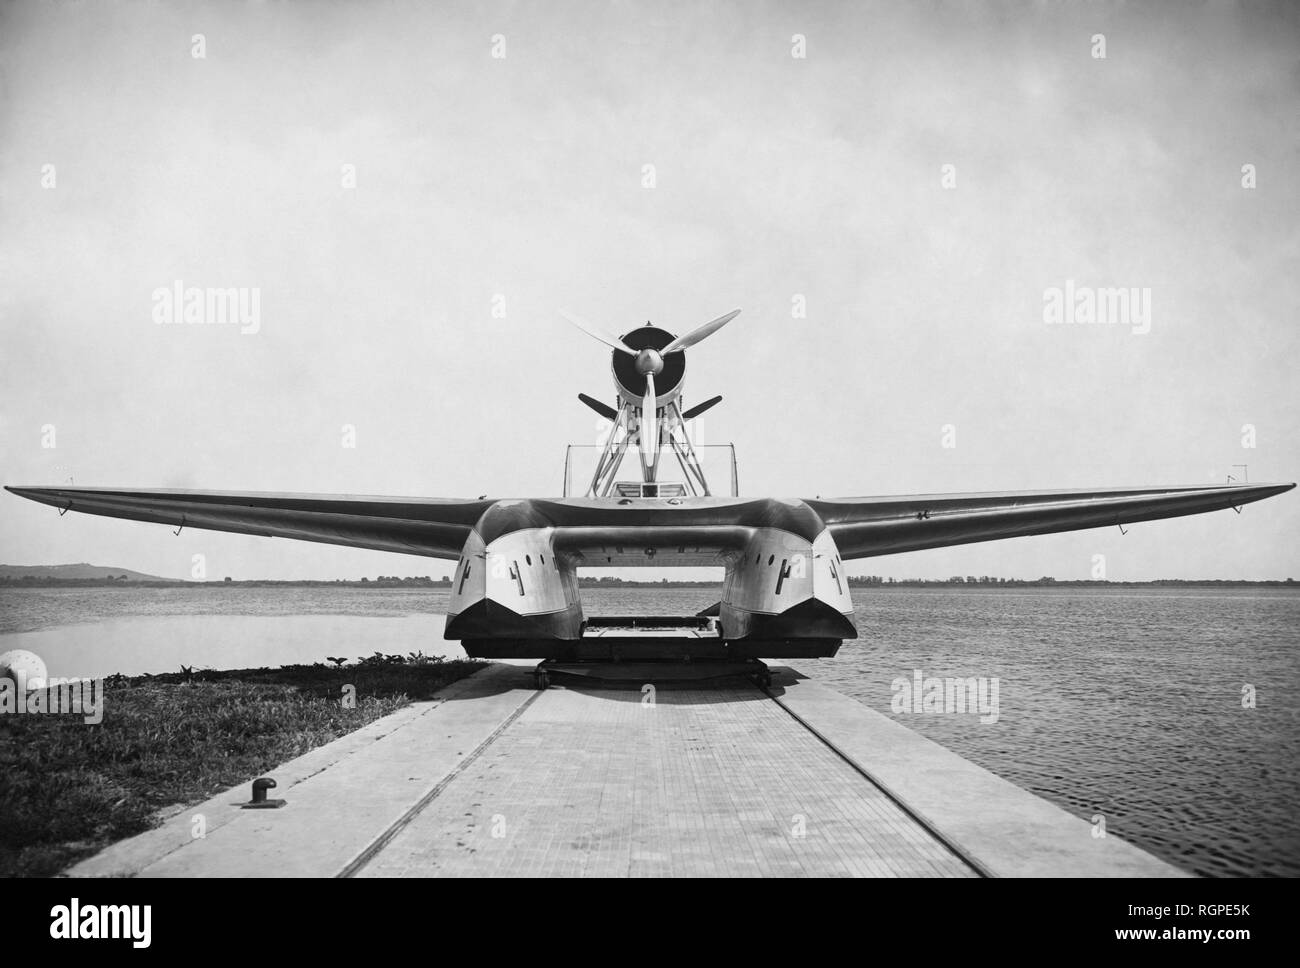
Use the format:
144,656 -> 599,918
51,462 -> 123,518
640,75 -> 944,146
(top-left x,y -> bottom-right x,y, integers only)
661,309 -> 741,354
562,307 -> 741,477
559,310 -> 636,356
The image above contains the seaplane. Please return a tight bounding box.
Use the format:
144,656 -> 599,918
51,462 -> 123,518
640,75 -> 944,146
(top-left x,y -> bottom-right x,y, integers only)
6,309 -> 1294,687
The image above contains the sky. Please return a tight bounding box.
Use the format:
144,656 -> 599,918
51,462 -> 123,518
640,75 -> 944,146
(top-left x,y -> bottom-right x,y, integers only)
1,0 -> 1297,582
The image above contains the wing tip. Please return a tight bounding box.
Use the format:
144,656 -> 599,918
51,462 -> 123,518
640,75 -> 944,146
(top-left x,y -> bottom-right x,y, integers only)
1234,481 -> 1295,502
6,485 -> 61,505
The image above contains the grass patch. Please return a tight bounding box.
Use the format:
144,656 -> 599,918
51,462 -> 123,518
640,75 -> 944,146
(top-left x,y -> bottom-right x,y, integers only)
0,655 -> 487,877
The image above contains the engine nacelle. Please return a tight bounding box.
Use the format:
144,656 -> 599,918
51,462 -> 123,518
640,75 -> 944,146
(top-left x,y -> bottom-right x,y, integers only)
611,325 -> 686,408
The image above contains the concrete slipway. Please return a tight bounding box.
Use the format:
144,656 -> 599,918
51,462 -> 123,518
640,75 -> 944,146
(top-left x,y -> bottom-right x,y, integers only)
66,664 -> 1186,878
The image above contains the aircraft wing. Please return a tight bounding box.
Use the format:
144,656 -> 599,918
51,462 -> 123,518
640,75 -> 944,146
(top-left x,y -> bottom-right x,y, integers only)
808,483 -> 1295,560
4,486 -> 492,560
7,481 -> 1293,564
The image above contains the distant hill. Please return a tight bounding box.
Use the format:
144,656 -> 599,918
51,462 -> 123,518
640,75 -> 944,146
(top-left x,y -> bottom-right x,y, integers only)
0,563 -> 178,581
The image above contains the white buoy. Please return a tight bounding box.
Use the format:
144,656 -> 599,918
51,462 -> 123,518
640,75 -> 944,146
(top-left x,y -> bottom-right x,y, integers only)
0,649 -> 48,691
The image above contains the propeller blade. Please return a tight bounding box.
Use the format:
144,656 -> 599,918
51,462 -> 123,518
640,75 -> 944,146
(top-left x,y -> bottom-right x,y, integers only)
661,309 -> 741,354
578,393 -> 617,421
639,370 -> 657,469
560,310 -> 636,356
681,395 -> 722,420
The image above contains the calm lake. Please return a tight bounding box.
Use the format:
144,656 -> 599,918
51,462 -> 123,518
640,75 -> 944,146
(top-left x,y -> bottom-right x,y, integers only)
1,583 -> 1297,877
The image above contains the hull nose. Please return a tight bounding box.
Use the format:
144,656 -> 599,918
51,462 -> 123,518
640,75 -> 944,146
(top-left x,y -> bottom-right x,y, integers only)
720,596 -> 858,640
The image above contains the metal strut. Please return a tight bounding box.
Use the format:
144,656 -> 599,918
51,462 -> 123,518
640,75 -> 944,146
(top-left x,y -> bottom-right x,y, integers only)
582,397 -> 716,498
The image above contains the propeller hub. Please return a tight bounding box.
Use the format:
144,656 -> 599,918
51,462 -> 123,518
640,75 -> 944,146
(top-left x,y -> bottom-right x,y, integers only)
634,348 -> 664,376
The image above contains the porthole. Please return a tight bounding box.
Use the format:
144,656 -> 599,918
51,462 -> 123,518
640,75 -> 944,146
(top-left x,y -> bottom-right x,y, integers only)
768,555 -> 775,565
526,554 -> 532,566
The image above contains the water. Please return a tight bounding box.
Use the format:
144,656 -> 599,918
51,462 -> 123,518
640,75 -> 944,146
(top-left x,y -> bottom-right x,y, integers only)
0,585 -> 455,635
0,586 -> 465,677
822,586 -> 1300,879
2,583 -> 1297,877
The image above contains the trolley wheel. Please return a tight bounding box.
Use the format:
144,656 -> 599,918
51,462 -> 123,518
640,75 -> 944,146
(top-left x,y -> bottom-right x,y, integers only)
534,670 -> 550,690
755,671 -> 772,689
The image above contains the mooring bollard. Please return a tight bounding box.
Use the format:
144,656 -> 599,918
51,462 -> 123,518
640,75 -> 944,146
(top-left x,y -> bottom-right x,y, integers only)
241,776 -> 287,809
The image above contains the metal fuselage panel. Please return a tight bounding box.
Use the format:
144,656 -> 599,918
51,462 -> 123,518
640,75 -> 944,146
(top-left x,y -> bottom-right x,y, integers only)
444,526 -> 583,640
719,527 -> 857,639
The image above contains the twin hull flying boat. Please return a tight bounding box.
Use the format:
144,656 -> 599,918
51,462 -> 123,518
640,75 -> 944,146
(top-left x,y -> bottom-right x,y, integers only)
7,308 -> 1294,661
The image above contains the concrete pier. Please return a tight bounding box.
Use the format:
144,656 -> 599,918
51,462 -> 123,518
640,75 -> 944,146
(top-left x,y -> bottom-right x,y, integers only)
67,663 -> 1187,878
